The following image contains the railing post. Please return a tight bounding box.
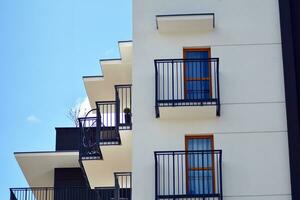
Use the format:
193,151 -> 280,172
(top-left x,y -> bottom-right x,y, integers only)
171,60 -> 175,106
219,151 -> 223,200
130,172 -> 132,200
114,174 -> 120,200
78,119 -> 83,159
216,58 -> 221,116
154,153 -> 158,200
25,188 -> 27,200
45,187 -> 48,200
172,151 -> 175,199
96,107 -> 101,145
202,152 -> 205,195
9,189 -> 13,200
10,189 -> 17,200
115,86 -> 120,132
155,61 -> 160,118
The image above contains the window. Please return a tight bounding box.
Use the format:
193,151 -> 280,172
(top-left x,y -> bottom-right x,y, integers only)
184,48 -> 212,100
185,135 -> 215,195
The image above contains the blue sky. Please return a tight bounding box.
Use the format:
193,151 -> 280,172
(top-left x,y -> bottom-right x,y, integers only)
0,0 -> 131,198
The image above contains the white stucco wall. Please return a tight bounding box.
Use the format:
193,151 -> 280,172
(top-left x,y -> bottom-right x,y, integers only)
83,131 -> 132,188
132,0 -> 291,200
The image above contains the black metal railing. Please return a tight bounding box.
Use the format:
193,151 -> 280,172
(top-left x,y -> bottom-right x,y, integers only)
78,109 -> 101,160
155,58 -> 220,117
10,187 -> 100,200
154,150 -> 222,200
96,101 -> 121,145
10,172 -> 132,200
96,187 -> 115,200
115,85 -> 132,130
114,172 -> 132,200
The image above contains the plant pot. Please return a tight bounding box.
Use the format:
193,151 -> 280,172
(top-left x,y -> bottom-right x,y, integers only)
125,113 -> 132,125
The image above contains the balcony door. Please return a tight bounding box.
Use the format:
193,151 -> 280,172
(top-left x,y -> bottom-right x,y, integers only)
184,48 -> 211,100
185,135 -> 215,195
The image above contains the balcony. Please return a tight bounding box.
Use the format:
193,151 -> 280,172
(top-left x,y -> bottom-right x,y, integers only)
155,58 -> 220,119
10,172 -> 132,200
115,85 -> 132,130
78,84 -> 132,160
96,101 -> 121,146
78,84 -> 132,161
154,150 -> 223,200
78,85 -> 132,188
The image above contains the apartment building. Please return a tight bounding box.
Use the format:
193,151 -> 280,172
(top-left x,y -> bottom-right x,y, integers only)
10,0 -> 300,200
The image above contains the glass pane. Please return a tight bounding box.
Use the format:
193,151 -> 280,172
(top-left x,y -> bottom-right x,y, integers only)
185,51 -> 209,59
188,170 -> 213,195
188,139 -> 212,168
185,61 -> 209,79
187,138 -> 213,195
186,80 -> 210,99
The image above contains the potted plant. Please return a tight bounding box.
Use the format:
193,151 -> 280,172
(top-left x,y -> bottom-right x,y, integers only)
124,107 -> 132,125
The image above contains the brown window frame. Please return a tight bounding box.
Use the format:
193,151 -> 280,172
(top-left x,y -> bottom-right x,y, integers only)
185,134 -> 216,194
183,48 -> 213,99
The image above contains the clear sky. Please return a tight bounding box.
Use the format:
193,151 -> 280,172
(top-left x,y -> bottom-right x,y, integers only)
0,0 -> 131,198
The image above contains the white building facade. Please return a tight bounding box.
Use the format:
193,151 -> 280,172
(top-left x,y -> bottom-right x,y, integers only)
132,0 -> 291,200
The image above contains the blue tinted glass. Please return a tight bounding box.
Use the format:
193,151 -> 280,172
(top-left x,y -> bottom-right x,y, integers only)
185,60 -> 209,79
186,80 -> 210,99
185,51 -> 209,59
185,51 -> 210,100
188,170 -> 213,194
187,138 -> 213,194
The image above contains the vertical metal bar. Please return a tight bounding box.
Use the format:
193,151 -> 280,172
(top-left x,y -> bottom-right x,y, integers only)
110,103 -> 112,131
177,152 -> 180,196
167,62 -> 169,102
176,61 -> 178,101
155,153 -> 158,200
45,187 -> 48,200
10,189 -> 15,200
162,62 -> 165,101
197,60 -> 199,101
193,60 -> 196,101
25,188 -> 27,200
206,151 -> 209,195
197,151 -> 200,196
125,87 -> 128,115
115,86 -> 119,128
214,60 -> 217,100
172,152 -> 176,199
114,173 -> 120,200
202,151 -> 205,196
216,58 -> 221,116
168,154 -> 170,196
163,154 -> 165,196
200,60 -> 203,104
130,85 -> 132,111
115,174 -> 120,200
172,60 -> 175,106
219,151 -> 223,200
181,154 -> 184,196
117,92 -> 121,131
97,108 -> 101,146
155,61 -> 159,118
130,172 -> 132,200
